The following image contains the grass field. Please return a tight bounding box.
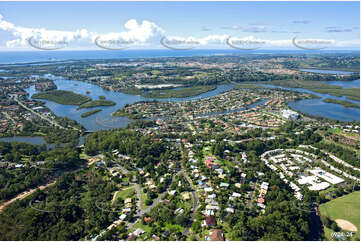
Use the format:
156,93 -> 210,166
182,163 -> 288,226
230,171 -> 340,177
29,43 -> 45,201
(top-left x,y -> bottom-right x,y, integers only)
140,188 -> 148,210
115,187 -> 136,201
319,191 -> 360,240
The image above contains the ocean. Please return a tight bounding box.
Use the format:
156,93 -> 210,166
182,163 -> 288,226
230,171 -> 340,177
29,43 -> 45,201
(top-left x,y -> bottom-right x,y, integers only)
0,49 -> 358,65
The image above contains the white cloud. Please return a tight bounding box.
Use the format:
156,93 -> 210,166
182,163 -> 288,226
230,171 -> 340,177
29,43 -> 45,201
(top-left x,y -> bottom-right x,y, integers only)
0,14 -> 91,48
0,15 -> 164,49
96,19 -> 164,44
0,14 -> 358,50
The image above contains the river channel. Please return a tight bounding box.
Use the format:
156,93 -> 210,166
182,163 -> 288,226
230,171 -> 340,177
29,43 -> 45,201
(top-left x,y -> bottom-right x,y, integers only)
23,73 -> 359,133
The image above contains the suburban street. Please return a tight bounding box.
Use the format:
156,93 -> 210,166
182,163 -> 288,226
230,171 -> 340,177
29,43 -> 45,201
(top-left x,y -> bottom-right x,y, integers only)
181,160 -> 199,237
12,95 -> 65,129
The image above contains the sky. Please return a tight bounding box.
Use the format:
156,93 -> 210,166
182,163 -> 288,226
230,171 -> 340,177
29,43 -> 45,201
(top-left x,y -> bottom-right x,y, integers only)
0,1 -> 359,51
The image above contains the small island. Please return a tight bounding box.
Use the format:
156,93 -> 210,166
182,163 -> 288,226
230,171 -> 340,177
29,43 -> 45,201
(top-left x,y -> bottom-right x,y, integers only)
323,98 -> 359,108
32,90 -> 91,105
78,99 -> 116,109
81,109 -> 102,118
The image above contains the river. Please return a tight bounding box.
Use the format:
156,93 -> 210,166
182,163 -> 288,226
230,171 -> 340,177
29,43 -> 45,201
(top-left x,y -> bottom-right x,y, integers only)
0,136 -> 48,146
2,64 -> 358,149
25,79 -> 234,131
258,68 -> 360,121
0,135 -> 87,149
11,68 -> 357,140
260,83 -> 359,122
24,75 -> 359,132
300,68 -> 360,89
299,68 -> 354,75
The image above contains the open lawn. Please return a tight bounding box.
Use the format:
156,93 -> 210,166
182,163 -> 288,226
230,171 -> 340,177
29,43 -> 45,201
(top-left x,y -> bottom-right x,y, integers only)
319,191 -> 360,240
115,187 -> 136,201
131,220 -> 152,234
140,187 -> 148,210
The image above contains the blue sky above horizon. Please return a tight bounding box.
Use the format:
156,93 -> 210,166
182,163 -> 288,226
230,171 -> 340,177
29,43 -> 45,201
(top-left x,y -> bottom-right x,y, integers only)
0,1 -> 359,51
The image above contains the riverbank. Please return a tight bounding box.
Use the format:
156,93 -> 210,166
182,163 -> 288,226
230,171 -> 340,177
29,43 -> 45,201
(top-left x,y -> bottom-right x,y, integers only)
142,85 -> 217,98
120,85 -> 217,99
234,84 -> 263,89
299,67 -> 359,73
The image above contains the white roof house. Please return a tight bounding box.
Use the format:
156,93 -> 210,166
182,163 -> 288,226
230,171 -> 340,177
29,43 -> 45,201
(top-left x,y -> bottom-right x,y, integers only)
133,228 -> 145,236
204,187 -> 214,192
220,182 -> 229,188
257,203 -> 266,209
168,190 -> 176,195
226,207 -> 234,213
208,194 -> 217,199
232,192 -> 241,198
294,192 -> 303,201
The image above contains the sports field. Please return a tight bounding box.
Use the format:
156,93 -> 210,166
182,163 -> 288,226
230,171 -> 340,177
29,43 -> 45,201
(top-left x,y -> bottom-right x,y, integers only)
319,191 -> 360,240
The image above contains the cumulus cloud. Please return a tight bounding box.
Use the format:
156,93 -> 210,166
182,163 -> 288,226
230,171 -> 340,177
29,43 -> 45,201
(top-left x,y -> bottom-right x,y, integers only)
0,14 -> 358,50
96,19 -> 164,44
0,14 -> 91,48
0,14 -> 164,49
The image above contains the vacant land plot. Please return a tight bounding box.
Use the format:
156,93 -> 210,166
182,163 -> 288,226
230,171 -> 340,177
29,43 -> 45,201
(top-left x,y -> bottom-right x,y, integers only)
115,187 -> 136,201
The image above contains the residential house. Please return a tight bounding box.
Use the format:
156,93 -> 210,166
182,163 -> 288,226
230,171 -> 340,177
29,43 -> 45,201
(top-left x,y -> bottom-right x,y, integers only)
203,216 -> 216,227
207,229 -> 224,241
